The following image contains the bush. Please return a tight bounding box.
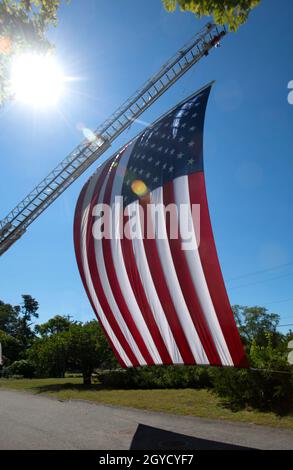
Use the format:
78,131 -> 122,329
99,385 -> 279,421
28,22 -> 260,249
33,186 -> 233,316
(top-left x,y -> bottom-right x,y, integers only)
97,365 -> 212,389
210,336 -> 293,414
0,366 -> 12,378
8,360 -> 35,378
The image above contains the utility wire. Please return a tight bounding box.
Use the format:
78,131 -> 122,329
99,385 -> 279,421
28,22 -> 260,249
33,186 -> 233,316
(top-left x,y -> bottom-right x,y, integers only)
263,297 -> 293,307
227,261 -> 293,282
228,272 -> 293,290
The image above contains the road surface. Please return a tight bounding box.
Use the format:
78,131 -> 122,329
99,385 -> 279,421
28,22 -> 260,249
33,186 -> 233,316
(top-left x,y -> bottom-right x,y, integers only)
0,389 -> 292,450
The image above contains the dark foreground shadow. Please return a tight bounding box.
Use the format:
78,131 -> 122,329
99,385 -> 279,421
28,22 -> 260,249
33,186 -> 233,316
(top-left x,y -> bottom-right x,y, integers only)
130,424 -> 255,450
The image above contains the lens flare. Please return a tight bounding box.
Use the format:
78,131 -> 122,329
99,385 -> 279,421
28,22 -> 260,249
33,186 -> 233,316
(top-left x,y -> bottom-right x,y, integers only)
82,128 -> 97,143
0,36 -> 12,55
131,179 -> 149,197
10,53 -> 65,107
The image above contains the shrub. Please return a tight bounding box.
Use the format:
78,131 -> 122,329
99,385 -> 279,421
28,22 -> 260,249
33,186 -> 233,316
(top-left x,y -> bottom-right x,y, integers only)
8,360 -> 35,378
210,335 -> 293,414
0,366 -> 12,378
97,365 -> 211,389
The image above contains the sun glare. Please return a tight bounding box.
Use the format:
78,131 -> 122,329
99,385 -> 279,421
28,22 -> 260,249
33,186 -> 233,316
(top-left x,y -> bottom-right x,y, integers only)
10,53 -> 65,107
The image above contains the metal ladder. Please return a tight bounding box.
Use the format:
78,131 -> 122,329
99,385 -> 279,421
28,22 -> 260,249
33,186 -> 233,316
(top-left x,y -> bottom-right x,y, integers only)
0,23 -> 226,256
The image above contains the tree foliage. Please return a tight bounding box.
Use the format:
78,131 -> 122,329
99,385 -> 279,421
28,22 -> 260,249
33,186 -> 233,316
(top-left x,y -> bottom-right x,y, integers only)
1,294 -> 292,413
28,331 -> 69,378
35,314 -> 73,337
67,321 -> 107,385
0,300 -> 19,335
0,1 -> 260,105
29,318 -> 117,384
210,333 -> 293,413
14,294 -> 39,349
162,0 -> 260,31
0,295 -> 39,351
233,305 -> 281,347
0,329 -> 22,364
7,358 -> 35,377
0,0 -> 65,105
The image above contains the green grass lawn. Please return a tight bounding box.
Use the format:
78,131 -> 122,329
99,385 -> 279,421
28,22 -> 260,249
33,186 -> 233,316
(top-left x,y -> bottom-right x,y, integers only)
1,377 -> 292,429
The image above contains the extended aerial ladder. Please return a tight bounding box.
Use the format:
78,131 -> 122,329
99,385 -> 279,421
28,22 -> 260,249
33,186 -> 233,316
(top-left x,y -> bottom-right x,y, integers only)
0,23 -> 226,256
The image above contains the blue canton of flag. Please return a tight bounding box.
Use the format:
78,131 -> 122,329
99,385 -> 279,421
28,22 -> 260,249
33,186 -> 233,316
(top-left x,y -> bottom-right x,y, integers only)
121,84 -> 212,206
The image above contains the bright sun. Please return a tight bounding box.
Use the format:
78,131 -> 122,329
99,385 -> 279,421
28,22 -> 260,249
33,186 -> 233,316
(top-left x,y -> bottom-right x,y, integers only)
10,53 -> 65,107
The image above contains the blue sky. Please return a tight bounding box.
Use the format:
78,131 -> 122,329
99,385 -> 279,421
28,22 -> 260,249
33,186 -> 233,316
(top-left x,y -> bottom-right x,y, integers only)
0,0 -> 293,330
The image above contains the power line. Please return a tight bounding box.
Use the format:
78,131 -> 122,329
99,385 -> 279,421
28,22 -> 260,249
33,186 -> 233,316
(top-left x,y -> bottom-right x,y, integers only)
229,272 -> 293,291
227,261 -> 293,282
263,297 -> 293,307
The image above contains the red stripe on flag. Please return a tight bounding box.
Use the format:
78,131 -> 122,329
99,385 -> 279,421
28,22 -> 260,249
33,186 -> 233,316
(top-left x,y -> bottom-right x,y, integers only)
139,196 -> 196,364
73,176 -> 127,368
188,172 -> 249,368
163,180 -> 222,365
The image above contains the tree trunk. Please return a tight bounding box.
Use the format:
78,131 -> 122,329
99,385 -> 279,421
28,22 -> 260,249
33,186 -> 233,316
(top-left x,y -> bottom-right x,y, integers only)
83,371 -> 92,386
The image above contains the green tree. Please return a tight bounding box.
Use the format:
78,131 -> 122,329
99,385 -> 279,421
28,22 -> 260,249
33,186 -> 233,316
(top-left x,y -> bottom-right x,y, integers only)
67,321 -> 108,385
162,0 -> 260,31
14,294 -> 39,350
0,0 -> 65,105
28,332 -> 69,377
0,300 -> 19,335
0,295 -> 39,354
35,314 -> 73,337
232,305 -> 281,347
29,318 -> 116,382
0,329 -> 22,364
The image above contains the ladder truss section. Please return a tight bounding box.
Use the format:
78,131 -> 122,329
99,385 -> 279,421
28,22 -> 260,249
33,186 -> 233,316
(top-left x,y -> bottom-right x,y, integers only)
0,23 -> 226,256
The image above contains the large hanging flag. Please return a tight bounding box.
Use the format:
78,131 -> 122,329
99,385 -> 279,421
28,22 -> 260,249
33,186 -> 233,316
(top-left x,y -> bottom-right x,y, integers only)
74,83 -> 248,368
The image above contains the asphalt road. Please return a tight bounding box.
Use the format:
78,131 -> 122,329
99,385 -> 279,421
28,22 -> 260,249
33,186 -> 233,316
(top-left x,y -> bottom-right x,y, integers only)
0,389 -> 292,450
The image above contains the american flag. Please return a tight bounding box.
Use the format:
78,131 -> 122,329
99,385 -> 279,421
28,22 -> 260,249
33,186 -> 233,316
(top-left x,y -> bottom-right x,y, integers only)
74,84 -> 248,368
